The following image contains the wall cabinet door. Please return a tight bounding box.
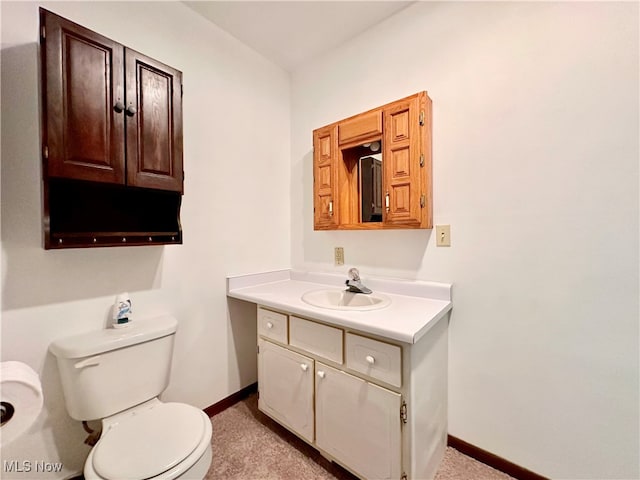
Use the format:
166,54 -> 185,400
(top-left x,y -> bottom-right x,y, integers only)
315,363 -> 401,480
42,10 -> 125,184
41,9 -> 183,193
258,339 -> 315,442
383,95 -> 424,227
313,125 -> 339,229
125,49 -> 183,192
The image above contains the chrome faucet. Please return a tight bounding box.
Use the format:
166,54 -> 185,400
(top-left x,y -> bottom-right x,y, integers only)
345,268 -> 372,294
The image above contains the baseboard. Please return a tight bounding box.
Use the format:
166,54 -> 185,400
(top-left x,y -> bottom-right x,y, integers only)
448,435 -> 548,480
204,382 -> 258,418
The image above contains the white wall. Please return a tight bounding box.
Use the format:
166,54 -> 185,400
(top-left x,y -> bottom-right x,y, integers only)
1,1 -> 290,477
291,2 -> 639,479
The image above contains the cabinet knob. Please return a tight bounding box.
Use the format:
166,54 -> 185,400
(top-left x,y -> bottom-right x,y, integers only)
266,321 -> 273,329
317,371 -> 325,379
114,101 -> 124,113
126,104 -> 137,116
300,364 -> 308,372
365,355 -> 375,365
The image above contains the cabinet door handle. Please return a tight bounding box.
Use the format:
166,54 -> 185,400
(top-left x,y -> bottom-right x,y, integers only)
365,355 -> 375,365
266,321 -> 273,329
114,101 -> 124,113
317,371 -> 325,379
126,104 -> 137,116
300,364 -> 309,372
328,200 -> 334,216
385,192 -> 390,212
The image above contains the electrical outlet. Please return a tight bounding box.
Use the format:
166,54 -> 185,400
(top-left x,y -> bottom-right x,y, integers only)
436,225 -> 451,247
334,247 -> 344,265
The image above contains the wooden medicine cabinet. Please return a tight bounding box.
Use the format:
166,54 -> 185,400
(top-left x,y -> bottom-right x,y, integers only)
40,9 -> 183,249
313,92 -> 432,230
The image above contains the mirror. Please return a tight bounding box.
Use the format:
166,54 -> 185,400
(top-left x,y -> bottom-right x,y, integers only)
339,141 -> 383,224
359,154 -> 382,222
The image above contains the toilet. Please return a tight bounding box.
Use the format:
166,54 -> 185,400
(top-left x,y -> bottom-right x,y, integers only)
49,315 -> 212,479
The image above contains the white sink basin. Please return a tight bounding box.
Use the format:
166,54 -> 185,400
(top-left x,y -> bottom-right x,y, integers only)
301,289 -> 391,311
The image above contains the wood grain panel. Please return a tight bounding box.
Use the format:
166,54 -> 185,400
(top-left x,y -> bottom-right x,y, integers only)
139,66 -> 171,175
390,109 -> 410,142
65,37 -> 110,167
338,110 -> 382,146
390,147 -> 410,178
318,164 -> 332,189
125,48 -> 183,192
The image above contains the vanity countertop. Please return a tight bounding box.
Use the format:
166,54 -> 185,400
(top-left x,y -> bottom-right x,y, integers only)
226,270 -> 452,344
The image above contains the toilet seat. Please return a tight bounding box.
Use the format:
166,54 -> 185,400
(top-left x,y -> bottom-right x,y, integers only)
88,401 -> 211,480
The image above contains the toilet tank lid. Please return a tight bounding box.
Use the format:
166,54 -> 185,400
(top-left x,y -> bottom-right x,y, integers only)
49,315 -> 178,359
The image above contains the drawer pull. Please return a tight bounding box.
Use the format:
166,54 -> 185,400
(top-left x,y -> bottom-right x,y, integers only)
266,322 -> 273,329
317,371 -> 326,379
365,355 -> 375,365
300,364 -> 309,372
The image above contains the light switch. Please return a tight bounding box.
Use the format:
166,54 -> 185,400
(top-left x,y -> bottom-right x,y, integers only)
436,225 -> 451,247
334,247 -> 344,265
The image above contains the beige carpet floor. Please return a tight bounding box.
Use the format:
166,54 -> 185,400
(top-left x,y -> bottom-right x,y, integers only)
206,394 -> 514,480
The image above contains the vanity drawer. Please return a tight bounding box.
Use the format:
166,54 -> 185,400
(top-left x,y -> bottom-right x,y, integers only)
258,307 -> 288,344
345,333 -> 401,388
289,316 -> 343,364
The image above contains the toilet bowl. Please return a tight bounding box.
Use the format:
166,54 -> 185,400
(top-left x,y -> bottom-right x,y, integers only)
49,315 -> 213,480
84,400 -> 212,480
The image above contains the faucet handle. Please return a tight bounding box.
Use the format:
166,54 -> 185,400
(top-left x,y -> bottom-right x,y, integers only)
348,268 -> 360,281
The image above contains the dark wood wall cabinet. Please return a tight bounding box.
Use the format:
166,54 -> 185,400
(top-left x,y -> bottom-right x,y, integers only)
40,9 -> 183,249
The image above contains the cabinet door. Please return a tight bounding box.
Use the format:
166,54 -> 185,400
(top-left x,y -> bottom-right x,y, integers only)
125,49 -> 183,192
258,340 -> 314,442
313,125 -> 338,229
315,363 -> 401,480
383,93 -> 427,227
41,9 -> 125,184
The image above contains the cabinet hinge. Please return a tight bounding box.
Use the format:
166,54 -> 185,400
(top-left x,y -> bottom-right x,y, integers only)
420,195 -> 426,208
400,401 -> 408,424
43,145 -> 49,159
181,84 -> 183,98
419,110 -> 425,126
419,154 -> 424,167
41,25 -> 46,39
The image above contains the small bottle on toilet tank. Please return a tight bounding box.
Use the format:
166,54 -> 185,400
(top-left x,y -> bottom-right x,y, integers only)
112,293 -> 132,328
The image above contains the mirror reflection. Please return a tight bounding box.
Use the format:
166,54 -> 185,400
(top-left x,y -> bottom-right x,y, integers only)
359,153 -> 382,222
340,140 -> 384,223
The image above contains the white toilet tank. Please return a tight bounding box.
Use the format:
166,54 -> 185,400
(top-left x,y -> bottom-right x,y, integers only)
50,315 -> 178,421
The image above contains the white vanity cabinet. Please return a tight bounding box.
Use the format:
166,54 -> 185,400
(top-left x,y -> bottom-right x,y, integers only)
256,305 -> 449,480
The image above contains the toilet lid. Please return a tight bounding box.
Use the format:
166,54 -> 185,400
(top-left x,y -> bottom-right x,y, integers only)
93,403 -> 206,480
